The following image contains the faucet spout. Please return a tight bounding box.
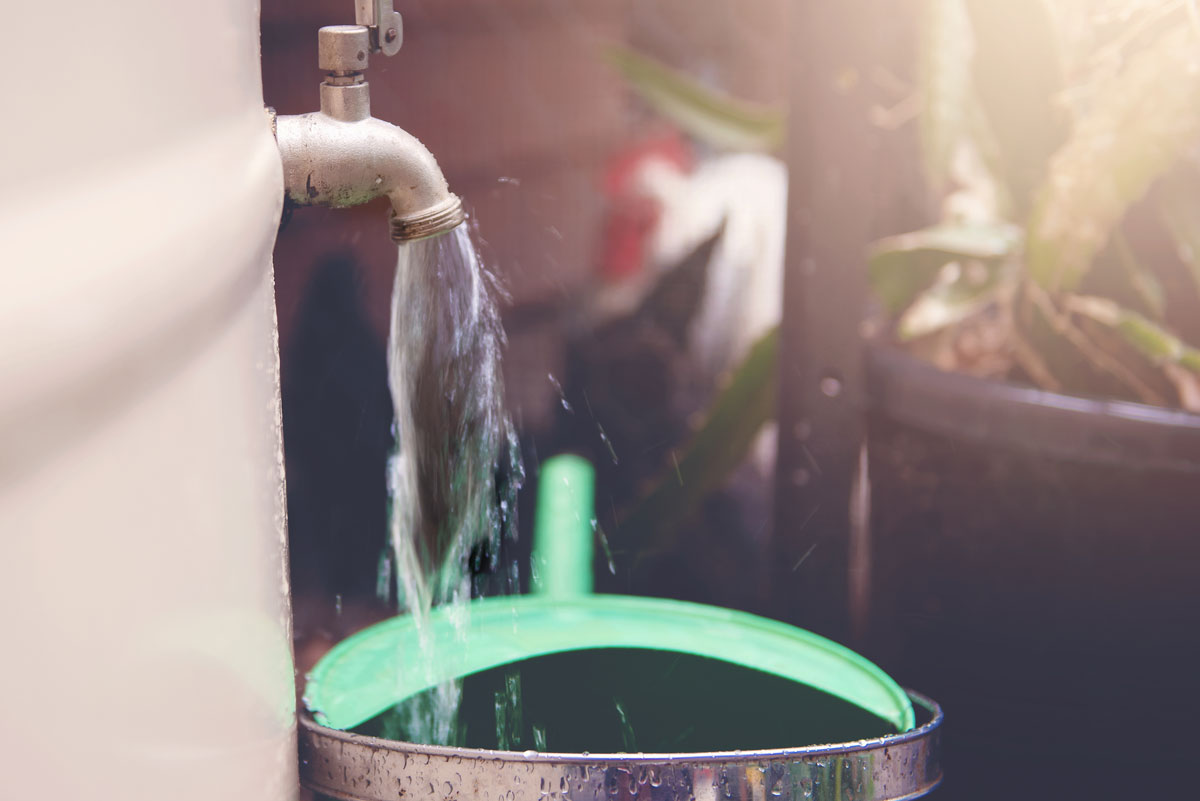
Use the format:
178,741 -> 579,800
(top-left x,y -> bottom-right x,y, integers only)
273,25 -> 465,241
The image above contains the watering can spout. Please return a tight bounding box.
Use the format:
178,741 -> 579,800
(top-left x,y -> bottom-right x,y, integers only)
531,454 -> 596,599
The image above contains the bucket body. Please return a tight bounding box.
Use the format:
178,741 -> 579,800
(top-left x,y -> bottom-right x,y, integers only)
0,2 -> 296,799
864,346 -> 1200,798
299,691 -> 941,801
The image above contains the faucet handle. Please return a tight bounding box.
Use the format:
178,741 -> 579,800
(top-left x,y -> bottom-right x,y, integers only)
354,0 -> 403,57
318,25 -> 371,75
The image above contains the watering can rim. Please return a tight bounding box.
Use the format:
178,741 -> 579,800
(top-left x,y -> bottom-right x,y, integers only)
304,454 -> 917,733
303,592 -> 917,733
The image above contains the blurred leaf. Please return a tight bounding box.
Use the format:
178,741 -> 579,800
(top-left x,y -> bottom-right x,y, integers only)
1066,294 -> 1200,373
1156,167 -> 1200,298
939,108 -> 1008,221
603,45 -> 785,153
868,222 -> 1021,315
1073,226 -> 1166,323
918,0 -> 975,196
897,262 -> 1005,341
1017,286 -> 1170,405
1039,0 -> 1097,78
1112,230 -> 1166,319
963,0 -> 1069,213
614,327 -> 777,558
1164,363 -> 1200,412
1027,26 -> 1200,292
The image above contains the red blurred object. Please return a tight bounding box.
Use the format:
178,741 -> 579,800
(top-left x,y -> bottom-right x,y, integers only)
599,129 -> 694,281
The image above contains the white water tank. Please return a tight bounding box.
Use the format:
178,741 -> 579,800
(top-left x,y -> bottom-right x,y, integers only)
0,2 -> 296,798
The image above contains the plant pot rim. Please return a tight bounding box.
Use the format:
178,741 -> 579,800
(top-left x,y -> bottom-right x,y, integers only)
866,343 -> 1200,471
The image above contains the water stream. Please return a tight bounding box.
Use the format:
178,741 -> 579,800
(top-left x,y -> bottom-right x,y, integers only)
386,222 -> 523,744
372,223 -> 891,755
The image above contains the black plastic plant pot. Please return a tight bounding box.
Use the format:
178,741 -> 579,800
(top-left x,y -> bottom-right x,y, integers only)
863,344 -> 1200,800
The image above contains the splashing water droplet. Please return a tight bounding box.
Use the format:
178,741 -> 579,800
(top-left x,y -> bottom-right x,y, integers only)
595,524 -> 617,575
547,374 -> 574,413
614,699 -> 636,752
597,425 -> 619,465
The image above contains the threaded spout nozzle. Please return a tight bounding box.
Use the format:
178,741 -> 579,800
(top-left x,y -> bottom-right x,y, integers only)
390,197 -> 466,241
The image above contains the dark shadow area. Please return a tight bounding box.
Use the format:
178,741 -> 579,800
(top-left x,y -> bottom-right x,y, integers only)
359,648 -> 896,753
281,251 -> 394,608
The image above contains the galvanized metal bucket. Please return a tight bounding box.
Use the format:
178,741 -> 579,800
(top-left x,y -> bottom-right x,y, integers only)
298,689 -> 941,801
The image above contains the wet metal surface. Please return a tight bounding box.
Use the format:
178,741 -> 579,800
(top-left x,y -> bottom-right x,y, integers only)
299,691 -> 941,801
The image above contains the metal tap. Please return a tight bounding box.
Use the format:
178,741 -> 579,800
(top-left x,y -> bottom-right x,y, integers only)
274,20 -> 465,241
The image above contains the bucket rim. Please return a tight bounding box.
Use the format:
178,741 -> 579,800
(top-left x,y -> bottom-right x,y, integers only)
299,689 -> 941,764
298,691 -> 942,801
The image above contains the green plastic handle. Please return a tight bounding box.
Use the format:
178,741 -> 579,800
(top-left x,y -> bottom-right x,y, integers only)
304,594 -> 916,734
531,454 -> 595,598
303,452 -> 917,737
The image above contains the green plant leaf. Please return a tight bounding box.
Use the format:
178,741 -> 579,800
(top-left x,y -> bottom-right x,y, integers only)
1026,26 -> 1200,292
918,0 -> 975,196
602,45 -> 785,153
868,222 -> 1021,315
1066,294 -> 1200,373
897,263 -> 1005,342
1156,167 -> 1200,299
963,0 -> 1069,214
1017,284 -> 1158,403
613,327 -> 778,559
1112,230 -> 1166,320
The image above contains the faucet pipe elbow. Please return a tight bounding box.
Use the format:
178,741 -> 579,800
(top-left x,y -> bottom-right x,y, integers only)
275,111 -> 464,242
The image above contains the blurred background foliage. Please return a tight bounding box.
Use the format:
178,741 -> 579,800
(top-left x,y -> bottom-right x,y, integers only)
871,0 -> 1200,410
602,0 -> 1200,577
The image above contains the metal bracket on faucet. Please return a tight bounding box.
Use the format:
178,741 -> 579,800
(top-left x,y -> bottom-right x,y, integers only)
355,0 -> 403,56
